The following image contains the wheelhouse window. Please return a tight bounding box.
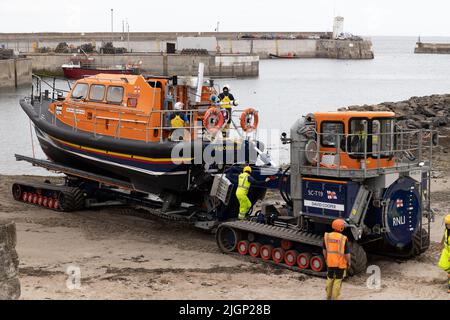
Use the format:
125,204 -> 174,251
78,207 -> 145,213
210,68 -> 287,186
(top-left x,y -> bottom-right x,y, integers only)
71,83 -> 88,100
321,122 -> 344,148
372,119 -> 394,158
349,119 -> 368,157
89,84 -> 105,101
107,86 -> 124,104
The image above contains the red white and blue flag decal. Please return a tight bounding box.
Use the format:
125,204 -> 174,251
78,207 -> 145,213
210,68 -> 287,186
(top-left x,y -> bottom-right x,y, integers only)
327,191 -> 337,200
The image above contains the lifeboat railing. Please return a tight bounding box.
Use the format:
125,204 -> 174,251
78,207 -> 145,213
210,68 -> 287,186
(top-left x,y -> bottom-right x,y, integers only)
54,102 -> 258,143
298,128 -> 437,179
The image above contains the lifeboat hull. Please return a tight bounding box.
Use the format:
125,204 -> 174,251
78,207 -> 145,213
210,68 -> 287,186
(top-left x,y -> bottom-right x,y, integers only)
20,99 -> 260,196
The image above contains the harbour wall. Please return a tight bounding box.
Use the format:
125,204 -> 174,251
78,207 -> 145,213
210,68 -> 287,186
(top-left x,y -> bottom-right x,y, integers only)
0,32 -> 374,60
415,42 -> 450,54
0,58 -> 32,88
28,53 -> 259,78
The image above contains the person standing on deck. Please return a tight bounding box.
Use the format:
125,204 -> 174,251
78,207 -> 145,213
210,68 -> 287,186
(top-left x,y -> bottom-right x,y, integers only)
218,84 -> 236,137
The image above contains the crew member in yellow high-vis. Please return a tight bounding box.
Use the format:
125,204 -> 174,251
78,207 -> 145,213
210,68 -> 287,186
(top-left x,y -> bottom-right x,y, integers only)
236,166 -> 270,220
170,102 -> 189,128
236,166 -> 253,220
438,214 -> 450,293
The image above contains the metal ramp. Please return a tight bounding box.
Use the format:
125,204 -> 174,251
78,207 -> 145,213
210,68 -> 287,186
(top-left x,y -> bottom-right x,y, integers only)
15,154 -> 135,191
348,185 -> 372,240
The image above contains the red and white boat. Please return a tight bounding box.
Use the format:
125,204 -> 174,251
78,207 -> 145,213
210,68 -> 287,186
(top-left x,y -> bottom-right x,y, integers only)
62,56 -> 141,80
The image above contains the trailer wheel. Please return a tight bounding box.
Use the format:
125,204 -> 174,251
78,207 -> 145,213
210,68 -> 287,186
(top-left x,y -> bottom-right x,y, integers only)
284,250 -> 299,267
216,225 -> 241,253
237,240 -> 249,255
310,255 -> 325,272
260,245 -> 274,261
411,228 -> 430,256
348,242 -> 367,276
272,248 -> 285,264
12,184 -> 22,201
58,188 -> 85,212
249,242 -> 261,257
297,252 -> 312,269
281,239 -> 292,250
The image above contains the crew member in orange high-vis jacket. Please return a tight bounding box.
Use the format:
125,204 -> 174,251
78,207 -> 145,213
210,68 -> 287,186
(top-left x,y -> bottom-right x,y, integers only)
323,219 -> 351,300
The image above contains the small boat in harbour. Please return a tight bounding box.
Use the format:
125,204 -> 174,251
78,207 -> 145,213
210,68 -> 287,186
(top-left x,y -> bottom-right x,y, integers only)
269,53 -> 299,59
61,56 -> 141,80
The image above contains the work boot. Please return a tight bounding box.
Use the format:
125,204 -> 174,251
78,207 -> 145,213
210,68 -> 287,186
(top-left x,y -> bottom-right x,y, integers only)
448,274 -> 450,293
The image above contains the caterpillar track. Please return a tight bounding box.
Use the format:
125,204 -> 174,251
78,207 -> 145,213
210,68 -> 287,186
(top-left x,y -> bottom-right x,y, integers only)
216,220 -> 368,277
12,181 -> 86,212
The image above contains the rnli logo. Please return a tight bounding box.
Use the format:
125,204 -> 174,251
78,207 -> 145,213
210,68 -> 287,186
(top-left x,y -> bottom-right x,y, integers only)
327,190 -> 337,200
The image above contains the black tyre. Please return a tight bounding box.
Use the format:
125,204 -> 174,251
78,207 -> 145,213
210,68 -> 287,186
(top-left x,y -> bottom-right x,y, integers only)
411,228 -> 430,256
58,188 -> 85,212
348,242 -> 367,276
11,184 -> 22,201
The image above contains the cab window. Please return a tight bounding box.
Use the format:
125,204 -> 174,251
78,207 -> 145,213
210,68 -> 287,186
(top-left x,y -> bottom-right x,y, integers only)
89,85 -> 105,101
107,86 -> 124,104
373,119 -> 394,158
321,122 -> 344,148
71,83 -> 88,100
349,119 -> 368,157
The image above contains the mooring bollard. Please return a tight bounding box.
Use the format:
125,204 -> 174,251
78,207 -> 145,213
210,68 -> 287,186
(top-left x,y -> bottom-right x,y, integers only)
0,222 -> 20,300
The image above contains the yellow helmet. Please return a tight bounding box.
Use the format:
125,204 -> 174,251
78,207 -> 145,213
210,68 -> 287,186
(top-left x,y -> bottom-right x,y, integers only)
445,214 -> 450,226
243,166 -> 252,173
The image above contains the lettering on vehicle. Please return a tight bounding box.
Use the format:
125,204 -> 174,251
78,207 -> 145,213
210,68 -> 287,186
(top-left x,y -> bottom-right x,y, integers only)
392,216 -> 406,227
307,189 -> 323,197
304,200 -> 345,212
55,106 -> 63,115
66,108 -> 85,115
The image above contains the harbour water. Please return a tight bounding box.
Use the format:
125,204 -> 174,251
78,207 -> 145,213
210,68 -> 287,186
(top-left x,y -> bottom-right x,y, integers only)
2,36 -> 450,175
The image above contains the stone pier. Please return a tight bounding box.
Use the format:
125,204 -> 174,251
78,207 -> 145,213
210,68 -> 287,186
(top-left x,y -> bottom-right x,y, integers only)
0,222 -> 20,300
0,58 -> 32,88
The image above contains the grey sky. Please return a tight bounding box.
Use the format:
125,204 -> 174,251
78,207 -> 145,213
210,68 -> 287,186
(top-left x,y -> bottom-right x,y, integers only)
1,0 -> 449,36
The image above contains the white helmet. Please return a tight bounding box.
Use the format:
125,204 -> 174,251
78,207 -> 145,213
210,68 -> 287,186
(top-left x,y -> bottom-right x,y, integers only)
223,84 -> 231,91
174,102 -> 184,111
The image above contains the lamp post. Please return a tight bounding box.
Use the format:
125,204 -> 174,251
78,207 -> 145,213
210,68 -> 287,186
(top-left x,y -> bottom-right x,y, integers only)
126,20 -> 130,53
110,8 -> 114,44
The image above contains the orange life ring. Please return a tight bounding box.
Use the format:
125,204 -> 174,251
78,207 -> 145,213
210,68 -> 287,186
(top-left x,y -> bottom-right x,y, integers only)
240,108 -> 259,133
203,107 -> 225,133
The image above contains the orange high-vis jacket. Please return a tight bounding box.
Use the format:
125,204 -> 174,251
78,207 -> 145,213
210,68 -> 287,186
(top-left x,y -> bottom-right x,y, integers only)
324,232 -> 349,269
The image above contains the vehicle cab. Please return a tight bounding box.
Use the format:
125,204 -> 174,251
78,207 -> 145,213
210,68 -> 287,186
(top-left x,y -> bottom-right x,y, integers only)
311,111 -> 396,170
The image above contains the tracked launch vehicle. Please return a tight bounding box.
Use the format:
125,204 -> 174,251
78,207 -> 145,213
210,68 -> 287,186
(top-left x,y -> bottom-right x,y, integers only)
216,112 -> 436,276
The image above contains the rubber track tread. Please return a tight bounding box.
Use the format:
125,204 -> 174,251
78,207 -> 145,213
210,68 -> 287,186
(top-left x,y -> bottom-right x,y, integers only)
219,221 -> 323,247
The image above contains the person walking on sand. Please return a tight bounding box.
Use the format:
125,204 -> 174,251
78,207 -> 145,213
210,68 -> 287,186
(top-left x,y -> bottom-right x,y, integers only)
438,214 -> 450,293
323,219 -> 351,300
